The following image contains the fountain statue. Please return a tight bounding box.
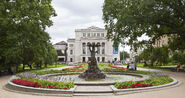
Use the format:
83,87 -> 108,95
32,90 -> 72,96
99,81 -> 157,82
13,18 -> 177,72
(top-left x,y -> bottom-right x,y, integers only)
79,42 -> 106,80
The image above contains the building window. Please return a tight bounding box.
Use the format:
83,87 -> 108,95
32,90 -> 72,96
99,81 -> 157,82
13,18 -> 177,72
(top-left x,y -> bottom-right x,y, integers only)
69,44 -> 73,47
83,48 -> 86,54
101,33 -> 104,37
57,50 -> 65,56
102,57 -> 105,62
97,33 -> 100,37
70,58 -> 73,62
93,33 -> 96,37
83,33 -> 86,37
70,50 -> 73,55
82,57 -> 86,62
97,57 -> 100,62
87,48 -> 90,54
82,43 -> 86,54
87,33 -> 90,37
82,43 -> 86,47
102,48 -> 105,54
102,42 -> 105,47
97,47 -> 100,54
88,57 -> 91,61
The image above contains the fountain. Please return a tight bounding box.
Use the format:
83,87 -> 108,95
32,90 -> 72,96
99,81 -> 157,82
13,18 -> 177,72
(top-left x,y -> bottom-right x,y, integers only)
79,42 -> 106,80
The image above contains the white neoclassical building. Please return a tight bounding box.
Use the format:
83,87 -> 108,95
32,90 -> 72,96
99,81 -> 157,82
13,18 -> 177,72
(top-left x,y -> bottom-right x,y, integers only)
67,26 -> 119,63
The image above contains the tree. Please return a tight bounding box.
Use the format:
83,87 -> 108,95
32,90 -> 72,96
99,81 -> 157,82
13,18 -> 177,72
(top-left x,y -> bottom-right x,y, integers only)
172,52 -> 185,65
139,48 -> 151,66
43,43 -> 58,67
120,51 -> 130,60
103,0 -> 185,51
139,46 -> 169,66
0,0 -> 56,72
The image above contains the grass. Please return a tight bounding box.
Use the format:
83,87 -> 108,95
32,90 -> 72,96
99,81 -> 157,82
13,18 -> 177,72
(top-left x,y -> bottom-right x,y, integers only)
16,64 -> 68,73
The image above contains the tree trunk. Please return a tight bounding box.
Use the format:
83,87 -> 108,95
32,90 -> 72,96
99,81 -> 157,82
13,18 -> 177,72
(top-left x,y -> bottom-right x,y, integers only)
144,61 -> 148,67
36,64 -> 39,69
28,64 -> 32,70
151,60 -> 154,67
8,66 -> 14,75
15,65 -> 18,73
23,64 -> 25,71
44,63 -> 47,68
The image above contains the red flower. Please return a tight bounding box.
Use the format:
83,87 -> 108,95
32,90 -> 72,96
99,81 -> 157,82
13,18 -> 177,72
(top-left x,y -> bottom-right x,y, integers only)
130,84 -> 136,88
64,88 -> 68,90
136,83 -> 141,87
121,86 -> 127,89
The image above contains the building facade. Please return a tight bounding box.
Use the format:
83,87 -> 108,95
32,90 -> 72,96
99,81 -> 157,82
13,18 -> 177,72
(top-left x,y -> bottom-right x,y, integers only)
53,41 -> 68,63
153,35 -> 169,47
67,26 -> 119,63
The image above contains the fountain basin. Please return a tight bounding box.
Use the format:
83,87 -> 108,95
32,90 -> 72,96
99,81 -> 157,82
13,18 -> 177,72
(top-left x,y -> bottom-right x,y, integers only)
46,72 -> 149,85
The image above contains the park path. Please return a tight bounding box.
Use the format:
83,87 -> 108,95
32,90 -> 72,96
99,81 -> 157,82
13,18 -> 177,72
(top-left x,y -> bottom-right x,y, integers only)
0,66 -> 185,98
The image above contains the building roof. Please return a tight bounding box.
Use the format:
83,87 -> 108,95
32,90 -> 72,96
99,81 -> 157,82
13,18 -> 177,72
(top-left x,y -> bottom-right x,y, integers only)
75,26 -> 105,32
87,26 -> 104,30
54,41 -> 67,45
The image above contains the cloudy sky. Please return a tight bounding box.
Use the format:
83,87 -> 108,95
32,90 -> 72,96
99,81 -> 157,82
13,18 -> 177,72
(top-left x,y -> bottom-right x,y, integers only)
47,0 -> 132,52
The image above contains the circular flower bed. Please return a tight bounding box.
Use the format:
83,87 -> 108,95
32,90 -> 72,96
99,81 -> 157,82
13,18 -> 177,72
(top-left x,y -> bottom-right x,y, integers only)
12,72 -> 74,90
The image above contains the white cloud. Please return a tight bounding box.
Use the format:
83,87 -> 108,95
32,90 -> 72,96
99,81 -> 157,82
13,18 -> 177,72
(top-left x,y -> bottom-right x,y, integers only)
47,0 -> 105,44
47,0 -> 148,53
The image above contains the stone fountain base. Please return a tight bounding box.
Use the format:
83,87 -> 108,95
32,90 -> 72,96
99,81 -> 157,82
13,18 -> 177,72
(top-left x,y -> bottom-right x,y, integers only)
79,69 -> 106,80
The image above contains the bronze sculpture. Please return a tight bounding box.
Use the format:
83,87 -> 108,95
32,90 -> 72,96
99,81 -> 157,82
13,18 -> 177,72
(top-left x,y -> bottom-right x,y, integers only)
79,42 -> 106,80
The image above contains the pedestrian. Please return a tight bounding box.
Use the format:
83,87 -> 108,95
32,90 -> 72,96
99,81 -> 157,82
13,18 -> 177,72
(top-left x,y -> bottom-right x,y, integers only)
134,62 -> 137,71
127,64 -> 130,70
130,62 -> 134,70
176,64 -> 181,72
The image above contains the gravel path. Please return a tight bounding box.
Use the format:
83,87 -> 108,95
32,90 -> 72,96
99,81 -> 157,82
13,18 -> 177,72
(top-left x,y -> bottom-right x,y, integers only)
0,67 -> 185,98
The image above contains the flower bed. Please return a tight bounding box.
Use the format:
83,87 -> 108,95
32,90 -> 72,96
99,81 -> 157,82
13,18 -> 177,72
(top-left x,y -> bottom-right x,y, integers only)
12,78 -> 74,90
115,81 -> 152,89
114,76 -> 173,89
12,79 -> 40,87
109,65 -> 124,68
15,72 -> 74,89
104,65 -> 127,72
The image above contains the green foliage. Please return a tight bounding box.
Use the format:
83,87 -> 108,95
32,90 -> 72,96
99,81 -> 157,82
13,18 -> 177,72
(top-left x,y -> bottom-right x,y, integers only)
114,76 -> 173,88
103,0 -> 185,50
128,70 -> 157,75
0,0 -> 57,71
120,51 -> 130,60
144,76 -> 173,86
139,46 -> 169,66
172,52 -> 185,64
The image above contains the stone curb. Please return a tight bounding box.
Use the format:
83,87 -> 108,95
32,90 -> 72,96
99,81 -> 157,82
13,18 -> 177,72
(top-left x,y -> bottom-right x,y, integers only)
110,77 -> 179,95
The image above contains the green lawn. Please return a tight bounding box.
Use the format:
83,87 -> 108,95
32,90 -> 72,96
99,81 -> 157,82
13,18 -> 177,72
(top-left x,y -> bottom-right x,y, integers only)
17,64 -> 68,72
122,63 -> 184,72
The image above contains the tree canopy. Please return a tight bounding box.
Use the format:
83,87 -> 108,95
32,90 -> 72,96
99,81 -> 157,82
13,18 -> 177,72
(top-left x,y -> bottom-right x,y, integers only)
138,46 -> 169,66
0,0 -> 57,71
103,0 -> 185,50
120,51 -> 130,60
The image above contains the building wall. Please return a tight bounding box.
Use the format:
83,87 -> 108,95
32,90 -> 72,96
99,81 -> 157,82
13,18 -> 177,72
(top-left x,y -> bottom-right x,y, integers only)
67,26 -> 120,63
153,35 -> 169,47
53,43 -> 67,63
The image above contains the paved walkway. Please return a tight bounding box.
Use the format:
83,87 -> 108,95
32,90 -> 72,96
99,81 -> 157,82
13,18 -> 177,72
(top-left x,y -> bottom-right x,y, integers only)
0,67 -> 185,98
